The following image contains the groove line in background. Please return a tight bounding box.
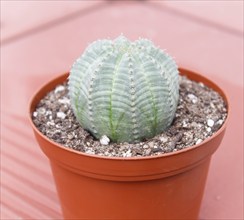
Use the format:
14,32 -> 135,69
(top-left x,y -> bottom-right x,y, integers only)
2,112 -> 39,148
2,188 -> 55,219
1,183 -> 59,216
2,182 -> 61,217
0,204 -> 23,220
2,155 -> 56,201
2,150 -> 51,180
2,110 -> 29,124
147,1 -> 243,38
1,201 -> 32,220
1,1 -> 109,45
2,135 -> 48,164
2,112 -> 30,130
3,122 -> 38,144
1,0 -> 242,46
2,166 -> 58,204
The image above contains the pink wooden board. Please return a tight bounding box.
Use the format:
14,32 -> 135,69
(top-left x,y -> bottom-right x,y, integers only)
1,1 -> 243,219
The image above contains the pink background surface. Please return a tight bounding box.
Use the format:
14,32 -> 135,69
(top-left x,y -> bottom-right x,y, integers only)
1,1 -> 243,219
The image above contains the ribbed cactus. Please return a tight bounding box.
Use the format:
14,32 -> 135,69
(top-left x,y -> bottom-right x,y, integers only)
68,35 -> 179,143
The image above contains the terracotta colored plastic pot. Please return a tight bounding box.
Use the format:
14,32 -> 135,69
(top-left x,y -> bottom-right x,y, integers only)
29,68 -> 229,220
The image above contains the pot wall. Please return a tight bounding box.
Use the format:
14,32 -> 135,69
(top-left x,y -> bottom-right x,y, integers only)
50,158 -> 211,219
29,68 -> 229,219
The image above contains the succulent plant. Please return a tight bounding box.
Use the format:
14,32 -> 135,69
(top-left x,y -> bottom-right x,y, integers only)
68,35 -> 179,143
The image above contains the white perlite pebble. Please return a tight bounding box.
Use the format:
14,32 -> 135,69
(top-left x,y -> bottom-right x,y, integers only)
160,136 -> 168,143
187,94 -> 198,103
198,82 -> 205,87
85,149 -> 95,155
33,111 -> 38,117
45,110 -> 52,116
47,121 -> 55,126
148,142 -> 154,148
207,119 -> 215,127
182,120 -> 188,128
38,107 -> 46,114
123,149 -> 132,157
195,139 -> 203,144
143,144 -> 149,149
58,97 -> 70,105
217,119 -> 224,125
57,112 -> 66,119
206,127 -> 211,132
55,85 -> 65,93
100,135 -> 110,145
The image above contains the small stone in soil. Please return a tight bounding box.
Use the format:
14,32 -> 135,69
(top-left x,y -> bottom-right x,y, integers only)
195,139 -> 203,145
57,112 -> 66,119
207,119 -> 215,127
187,94 -> 198,103
206,127 -> 212,132
55,85 -> 65,93
100,135 -> 110,145
33,111 -> 38,117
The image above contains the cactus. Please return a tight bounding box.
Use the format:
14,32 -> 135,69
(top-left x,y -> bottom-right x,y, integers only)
68,35 -> 179,143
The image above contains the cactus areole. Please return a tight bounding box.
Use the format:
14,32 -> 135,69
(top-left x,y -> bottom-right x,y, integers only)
68,36 -> 179,143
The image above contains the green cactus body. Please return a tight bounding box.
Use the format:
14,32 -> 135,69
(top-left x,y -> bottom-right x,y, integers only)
68,36 -> 179,143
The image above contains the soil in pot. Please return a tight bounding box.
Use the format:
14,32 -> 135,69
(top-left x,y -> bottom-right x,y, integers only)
32,75 -> 227,157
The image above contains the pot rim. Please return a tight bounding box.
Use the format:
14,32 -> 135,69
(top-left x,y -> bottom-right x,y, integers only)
28,67 -> 230,162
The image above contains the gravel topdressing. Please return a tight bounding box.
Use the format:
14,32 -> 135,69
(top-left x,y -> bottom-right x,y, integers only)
32,75 -> 227,157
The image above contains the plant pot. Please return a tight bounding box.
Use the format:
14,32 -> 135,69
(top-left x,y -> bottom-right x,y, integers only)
29,68 -> 229,220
